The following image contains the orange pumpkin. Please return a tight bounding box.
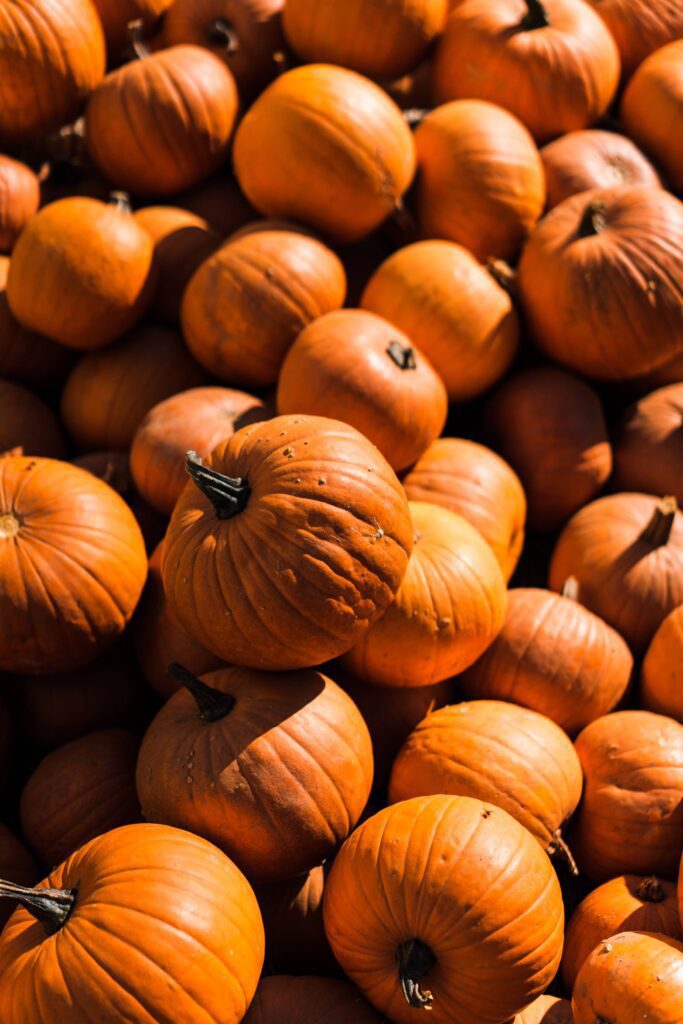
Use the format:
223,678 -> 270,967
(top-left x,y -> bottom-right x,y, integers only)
641,606 -> 683,722
233,64 -> 416,243
589,0 -> 683,80
243,976 -> 385,1023
0,156 -> 40,253
0,825 -> 39,931
514,996 -> 572,1024
181,228 -> 346,388
277,310 -> 448,471
414,100 -> 545,261
540,130 -> 660,210
615,384 -> 683,506
91,0 -> 173,55
361,240 -> 519,402
254,867 -> 335,975
433,0 -> 620,143
402,438 -> 526,581
0,258 -> 74,387
0,380 -> 67,459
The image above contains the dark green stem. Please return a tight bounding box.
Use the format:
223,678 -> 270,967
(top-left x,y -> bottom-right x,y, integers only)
185,450 -> 250,520
397,939 -> 436,1010
168,663 -> 236,722
0,881 -> 77,936
520,0 -> 551,29
208,17 -> 239,53
387,341 -> 417,370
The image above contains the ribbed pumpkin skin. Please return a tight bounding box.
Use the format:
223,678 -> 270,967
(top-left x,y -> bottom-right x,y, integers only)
433,0 -> 620,144
0,825 -> 39,930
254,867 -> 334,975
0,824 -> 265,1024
562,875 -> 681,991
548,493 -> 683,655
20,729 -> 142,868
0,0 -> 105,147
136,667 -> 373,883
591,0 -> 683,80
389,701 -> 583,850
514,996 -> 572,1024
233,64 -> 416,243
283,0 -> 448,81
573,711 -> 683,880
0,456 -> 147,675
0,258 -> 74,388
415,100 -> 545,261
243,976 -> 384,1024
361,240 -> 519,402
402,438 -> 526,581
86,46 -> 238,196
7,198 -> 156,351
92,0 -> 173,54
615,384 -> 683,506
277,310 -> 448,471
573,932 -> 683,1024
323,795 -> 564,1024
463,588 -> 632,736
642,606 -> 683,722
181,229 -> 346,388
540,130 -> 660,210
162,415 -> 413,670
0,380 -> 67,459
518,186 -> 683,382
0,157 -> 40,253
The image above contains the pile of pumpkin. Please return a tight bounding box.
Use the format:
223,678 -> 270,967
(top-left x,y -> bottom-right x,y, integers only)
1,0 -> 683,1021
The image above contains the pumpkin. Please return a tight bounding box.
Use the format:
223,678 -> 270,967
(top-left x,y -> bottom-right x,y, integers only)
323,795 -> 564,1024
414,100 -> 545,261
181,228 -> 346,388
136,664 -> 373,883
85,45 -> 238,196
254,867 -> 335,975
0,455 -> 147,674
91,0 -> 173,55
402,437 -> 526,581
0,258 -> 74,387
134,541 -> 222,700
462,587 -> 633,736
614,384 -> 683,506
0,825 -> 39,931
131,386 -> 270,517
0,823 -> 264,1024
162,415 -> 413,670
243,976 -> 385,1024
484,367 -> 612,532
641,606 -> 683,721
133,207 -> 221,325
589,0 -> 683,80
0,0 -> 105,148
60,325 -> 208,452
20,728 -> 142,868
432,0 -> 620,143
549,492 -> 683,654
389,700 -> 583,868
233,64 -> 416,243
514,996 -> 572,1024
161,0 -> 286,98
277,311 -> 448,471
622,40 -> 683,194
573,710 -> 683,880
540,130 -> 661,210
0,156 -> 40,253
562,874 -> 681,991
517,186 -> 683,382
0,380 -> 67,459
282,0 -> 448,81
176,174 -> 256,236
572,932 -> 683,1024
7,196 -> 156,350
341,502 -> 507,687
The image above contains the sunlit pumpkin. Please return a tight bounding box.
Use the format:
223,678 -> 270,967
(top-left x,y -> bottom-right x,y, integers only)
641,606 -> 683,722
621,39 -> 683,194
540,130 -> 660,210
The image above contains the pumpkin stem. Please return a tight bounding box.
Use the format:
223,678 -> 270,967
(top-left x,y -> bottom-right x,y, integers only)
640,496 -> 677,547
487,259 -> 517,297
208,17 -> 239,54
0,881 -> 77,936
521,0 -> 551,29
167,663 -> 236,722
128,18 -> 151,59
635,876 -> 667,903
397,939 -> 436,1010
109,191 -> 132,215
577,200 -> 608,239
387,341 -> 417,370
403,108 -> 427,130
561,576 -> 579,601
185,450 -> 250,520
547,829 -> 579,877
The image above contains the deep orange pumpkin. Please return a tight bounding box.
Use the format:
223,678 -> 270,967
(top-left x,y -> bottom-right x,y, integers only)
614,383 -> 683,506
0,156 -> 40,253
243,976 -> 385,1023
0,825 -> 39,931
641,606 -> 683,722
540,130 -> 660,210
514,996 -> 572,1024
621,39 -> 683,194
254,867 -> 335,975
91,0 -> 173,55
590,0 -> 683,80
0,380 -> 67,460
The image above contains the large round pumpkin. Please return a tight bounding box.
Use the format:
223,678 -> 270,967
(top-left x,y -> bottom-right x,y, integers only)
0,380 -> 67,459
92,0 -> 173,55
0,825 -> 39,931
162,415 -> 413,670
136,665 -> 373,883
6,197 -> 156,350
0,156 -> 40,253
361,240 -> 519,402
573,710 -> 683,880
0,455 -> 147,674
0,823 -> 264,1024
641,606 -> 683,722
517,186 -> 683,382
591,0 -> 683,80
0,258 -> 74,388
233,64 -> 416,243
614,383 -> 683,506
181,228 -> 346,388
254,867 -> 334,975
243,976 -> 384,1023
514,996 -> 572,1024
323,795 -> 564,1024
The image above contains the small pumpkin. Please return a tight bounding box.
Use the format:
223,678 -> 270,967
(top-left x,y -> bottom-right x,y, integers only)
623,39 -> 683,192
254,867 -> 334,976
514,996 -> 572,1024
0,156 -> 40,253
573,710 -> 683,880
324,795 -> 564,1024
0,380 -> 67,459
0,258 -> 74,388
233,64 -> 416,243
614,383 -> 683,506
641,606 -> 683,722
590,0 -> 683,80
181,228 -> 346,388
540,130 -> 660,210
91,0 -> 173,55
0,825 -> 39,931
243,976 -> 385,1024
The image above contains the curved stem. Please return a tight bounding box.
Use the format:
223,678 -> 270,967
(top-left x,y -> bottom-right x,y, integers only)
547,829 -> 579,876
520,0 -> 551,29
167,663 -> 236,722
561,576 -> 579,601
396,939 -> 436,1010
487,259 -> 517,296
185,451 -> 250,520
208,17 -> 239,53
641,496 -> 677,547
128,18 -> 151,59
577,199 -> 608,239
387,340 -> 417,370
403,108 -> 427,130
109,191 -> 132,215
635,876 -> 666,903
0,881 -> 77,936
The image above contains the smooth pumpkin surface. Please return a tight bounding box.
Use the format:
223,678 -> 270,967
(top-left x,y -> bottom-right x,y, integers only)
590,0 -> 683,80
92,0 -> 173,54
0,156 -> 40,253
513,996 -> 572,1024
641,606 -> 683,722
0,380 -> 67,459
324,795 -> 564,1024
622,41 -> 683,198
540,130 -> 660,210
254,867 -> 334,975
243,976 -> 385,1023
614,383 -> 683,506
0,824 -> 39,931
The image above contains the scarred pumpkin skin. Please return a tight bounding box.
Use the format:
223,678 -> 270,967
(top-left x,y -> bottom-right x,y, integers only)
136,666 -> 373,883
614,384 -> 683,507
0,258 -> 74,388
0,823 -> 265,1024
91,0 -> 173,55
0,825 -> 39,931
540,130 -> 660,210
562,874 -> 681,991
243,976 -> 385,1024
233,64 -> 416,243
0,456 -> 147,675
573,710 -> 683,881
254,867 -> 335,975
0,380 -> 67,460
0,156 -> 40,253
323,795 -> 564,1024
590,0 -> 683,80
513,996 -> 572,1024
642,606 -> 683,722
402,438 -> 526,581
162,415 -> 413,670
572,932 -> 683,1024
462,588 -> 633,736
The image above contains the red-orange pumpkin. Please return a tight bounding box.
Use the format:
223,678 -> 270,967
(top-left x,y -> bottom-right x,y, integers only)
0,258 -> 74,388
514,996 -> 572,1024
641,606 -> 683,722
91,0 -> 173,55
0,156 -> 40,253
243,976 -> 385,1023
614,383 -> 683,506
590,0 -> 683,80
0,825 -> 39,931
254,867 -> 335,975
0,380 -> 67,459
621,39 -> 683,194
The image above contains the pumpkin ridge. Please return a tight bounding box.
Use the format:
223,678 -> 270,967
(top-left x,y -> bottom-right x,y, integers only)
277,720 -> 353,835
